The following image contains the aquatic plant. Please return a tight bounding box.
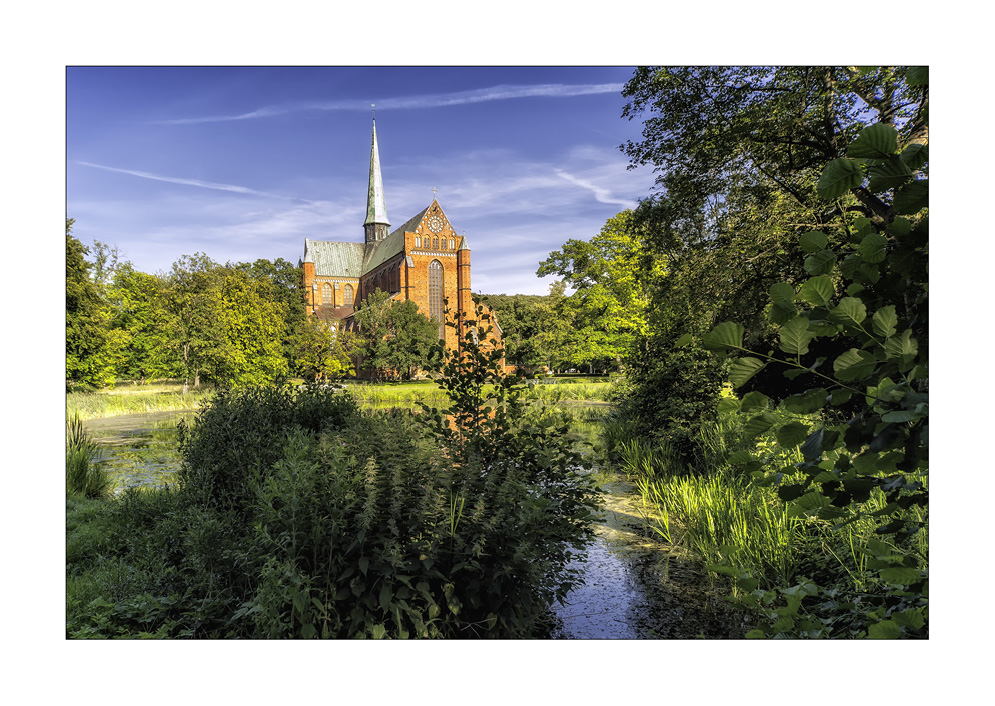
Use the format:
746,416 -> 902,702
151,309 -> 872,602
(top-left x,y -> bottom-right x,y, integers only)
66,414 -> 112,498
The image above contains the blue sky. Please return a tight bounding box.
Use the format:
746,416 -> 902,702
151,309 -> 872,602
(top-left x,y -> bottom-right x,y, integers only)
67,67 -> 655,295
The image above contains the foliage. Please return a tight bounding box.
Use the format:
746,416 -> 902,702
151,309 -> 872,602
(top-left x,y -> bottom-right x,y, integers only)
106,264 -> 182,381
66,219 -> 119,390
610,67 -> 928,441
538,210 -> 659,372
294,315 -> 358,381
162,255 -> 289,388
702,112 -> 928,638
353,290 -> 440,381
70,301 -> 598,639
66,413 -> 112,498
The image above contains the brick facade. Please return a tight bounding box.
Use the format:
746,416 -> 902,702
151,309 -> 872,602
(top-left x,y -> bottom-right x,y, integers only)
299,124 -> 504,373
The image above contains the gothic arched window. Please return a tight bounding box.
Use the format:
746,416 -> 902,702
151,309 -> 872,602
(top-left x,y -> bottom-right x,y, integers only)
344,283 -> 354,307
433,237 -> 439,250
429,260 -> 444,340
322,283 -> 332,305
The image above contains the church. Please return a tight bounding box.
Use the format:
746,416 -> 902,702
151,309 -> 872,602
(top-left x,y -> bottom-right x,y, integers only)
300,121 -> 503,360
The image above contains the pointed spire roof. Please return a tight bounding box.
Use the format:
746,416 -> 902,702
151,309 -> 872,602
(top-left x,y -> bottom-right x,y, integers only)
364,119 -> 390,227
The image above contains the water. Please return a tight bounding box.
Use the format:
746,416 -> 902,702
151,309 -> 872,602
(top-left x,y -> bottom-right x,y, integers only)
83,411 -> 196,494
551,480 -> 749,639
81,410 -> 748,638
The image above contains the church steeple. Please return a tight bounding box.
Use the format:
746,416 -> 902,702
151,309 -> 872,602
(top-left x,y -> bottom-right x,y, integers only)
364,117 -> 390,243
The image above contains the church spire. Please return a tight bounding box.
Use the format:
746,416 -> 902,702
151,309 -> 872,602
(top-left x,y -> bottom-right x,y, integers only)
364,116 -> 390,243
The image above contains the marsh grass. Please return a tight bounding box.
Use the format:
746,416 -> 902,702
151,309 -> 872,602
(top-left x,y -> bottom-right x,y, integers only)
67,414 -> 112,498
68,381 -> 214,420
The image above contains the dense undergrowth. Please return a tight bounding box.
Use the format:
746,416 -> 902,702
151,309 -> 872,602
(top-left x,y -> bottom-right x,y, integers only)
66,306 -> 599,639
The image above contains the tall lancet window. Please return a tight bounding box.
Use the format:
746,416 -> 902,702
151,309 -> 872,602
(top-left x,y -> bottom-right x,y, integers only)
344,284 -> 354,307
429,260 -> 444,340
322,283 -> 332,305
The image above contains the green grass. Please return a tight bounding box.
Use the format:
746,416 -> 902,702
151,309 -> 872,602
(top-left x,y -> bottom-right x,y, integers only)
68,381 -> 214,420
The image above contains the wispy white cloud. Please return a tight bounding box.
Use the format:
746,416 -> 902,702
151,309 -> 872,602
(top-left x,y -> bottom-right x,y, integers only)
554,169 -> 638,209
154,83 -> 625,125
77,162 -> 311,203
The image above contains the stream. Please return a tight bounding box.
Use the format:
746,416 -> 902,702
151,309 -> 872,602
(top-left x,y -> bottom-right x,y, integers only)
83,410 -> 748,639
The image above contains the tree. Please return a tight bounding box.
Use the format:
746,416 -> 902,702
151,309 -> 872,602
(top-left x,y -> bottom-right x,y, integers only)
702,104 -> 928,637
163,255 -> 289,389
66,218 -> 118,390
295,316 -> 357,381
538,210 -> 667,374
611,67 -> 928,442
106,263 -> 181,381
353,290 -> 440,381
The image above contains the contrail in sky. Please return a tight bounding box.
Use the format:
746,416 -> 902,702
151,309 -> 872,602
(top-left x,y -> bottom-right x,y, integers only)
77,161 -> 309,202
555,169 -> 637,209
154,83 -> 625,125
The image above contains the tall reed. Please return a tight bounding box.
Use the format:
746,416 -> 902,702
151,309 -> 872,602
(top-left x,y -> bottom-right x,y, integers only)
66,414 -> 112,498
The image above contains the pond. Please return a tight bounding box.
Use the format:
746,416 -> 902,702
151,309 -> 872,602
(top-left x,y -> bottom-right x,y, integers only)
82,410 -> 748,639
83,411 -> 197,494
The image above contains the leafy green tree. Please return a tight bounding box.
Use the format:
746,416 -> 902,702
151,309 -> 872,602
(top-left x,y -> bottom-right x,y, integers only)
233,258 -> 308,374
164,254 -> 289,389
538,210 -> 658,372
612,67 -> 928,444
702,84 -> 928,637
208,268 -> 289,387
353,290 -> 440,381
106,263 -> 181,381
66,218 -> 118,390
295,316 -> 357,381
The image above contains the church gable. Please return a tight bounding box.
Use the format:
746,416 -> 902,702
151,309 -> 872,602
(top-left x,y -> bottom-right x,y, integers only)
408,200 -> 462,252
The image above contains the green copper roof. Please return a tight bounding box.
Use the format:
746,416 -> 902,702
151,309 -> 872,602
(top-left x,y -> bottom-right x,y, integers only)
304,239 -> 365,277
364,120 -> 389,227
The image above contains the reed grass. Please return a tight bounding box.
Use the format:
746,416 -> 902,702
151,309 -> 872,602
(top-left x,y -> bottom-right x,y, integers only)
67,414 -> 112,498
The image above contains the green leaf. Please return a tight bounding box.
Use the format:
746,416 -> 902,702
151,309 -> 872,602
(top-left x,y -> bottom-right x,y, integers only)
777,422 -> 810,448
884,330 -> 918,363
798,276 -> 835,307
905,66 -> 928,86
894,179 -> 928,215
769,281 -> 795,304
743,412 -> 777,438
779,317 -> 813,356
847,122 -> 898,159
740,391 -> 770,413
868,620 -> 903,639
834,349 -> 877,381
803,250 -> 837,276
817,158 -> 864,199
858,232 -> 888,264
674,333 -> 693,347
900,143 -> 928,171
829,297 -> 867,327
783,387 -> 828,414
867,156 -> 913,192
789,491 -> 831,516
729,357 -> 766,388
799,230 -> 829,253
881,410 -> 920,423
717,397 -> 741,414
871,305 -> 898,338
703,321 -> 745,353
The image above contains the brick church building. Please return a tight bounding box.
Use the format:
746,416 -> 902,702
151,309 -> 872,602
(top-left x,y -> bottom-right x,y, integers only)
300,120 -> 503,360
